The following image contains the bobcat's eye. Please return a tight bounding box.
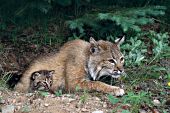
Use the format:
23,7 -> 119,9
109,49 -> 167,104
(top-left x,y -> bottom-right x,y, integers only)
108,59 -> 116,64
120,57 -> 124,62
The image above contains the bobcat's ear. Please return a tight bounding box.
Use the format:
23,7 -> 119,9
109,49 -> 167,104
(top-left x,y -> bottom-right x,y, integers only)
115,36 -> 125,46
90,37 -> 97,45
89,37 -> 100,54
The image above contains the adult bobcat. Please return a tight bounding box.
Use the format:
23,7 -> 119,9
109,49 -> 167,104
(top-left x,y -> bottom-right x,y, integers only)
15,37 -> 125,96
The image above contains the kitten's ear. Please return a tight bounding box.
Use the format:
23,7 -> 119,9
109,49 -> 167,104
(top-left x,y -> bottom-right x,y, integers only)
115,36 -> 125,46
31,72 -> 39,80
49,70 -> 55,75
89,37 -> 100,54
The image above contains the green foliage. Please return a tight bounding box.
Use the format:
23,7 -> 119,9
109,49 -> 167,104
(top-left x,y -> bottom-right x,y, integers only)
39,91 -> 50,97
121,110 -> 131,113
121,36 -> 147,66
56,0 -> 72,6
107,94 -> 119,104
108,91 -> 152,112
121,30 -> 169,68
146,65 -> 167,79
67,6 -> 166,39
21,104 -> 31,112
147,31 -> 170,62
1,0 -> 168,42
79,89 -> 89,103
122,91 -> 152,112
121,31 -> 169,83
166,74 -> 170,81
0,72 -> 12,88
122,91 -> 151,105
55,90 -> 63,97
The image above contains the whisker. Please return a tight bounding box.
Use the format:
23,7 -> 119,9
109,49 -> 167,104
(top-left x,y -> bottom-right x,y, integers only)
122,72 -> 127,78
98,75 -> 110,81
110,77 -> 114,86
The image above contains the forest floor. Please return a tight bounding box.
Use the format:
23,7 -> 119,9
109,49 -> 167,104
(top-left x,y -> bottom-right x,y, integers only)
0,30 -> 170,113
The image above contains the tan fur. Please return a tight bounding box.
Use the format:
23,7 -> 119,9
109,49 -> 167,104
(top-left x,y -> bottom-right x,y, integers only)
15,38 -> 125,96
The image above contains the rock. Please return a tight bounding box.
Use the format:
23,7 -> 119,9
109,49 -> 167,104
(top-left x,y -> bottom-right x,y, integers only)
16,106 -> 21,111
139,109 -> 147,113
102,102 -> 107,108
94,97 -> 101,101
26,93 -> 33,97
153,99 -> 161,106
0,99 -> 5,104
165,98 -> 170,105
152,109 -> 160,113
81,108 -> 88,112
2,105 -> 15,113
44,103 -> 49,107
68,98 -> 76,102
92,110 -> 104,113
12,99 -> 16,103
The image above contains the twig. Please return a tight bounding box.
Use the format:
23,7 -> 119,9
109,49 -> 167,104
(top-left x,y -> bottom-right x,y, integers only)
152,17 -> 170,27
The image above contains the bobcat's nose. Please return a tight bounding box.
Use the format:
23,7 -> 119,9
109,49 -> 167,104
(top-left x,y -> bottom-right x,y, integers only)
114,64 -> 124,73
113,70 -> 122,75
113,66 -> 124,76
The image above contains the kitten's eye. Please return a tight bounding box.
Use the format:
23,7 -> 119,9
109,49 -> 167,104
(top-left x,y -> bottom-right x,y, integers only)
120,57 -> 124,62
108,59 -> 116,64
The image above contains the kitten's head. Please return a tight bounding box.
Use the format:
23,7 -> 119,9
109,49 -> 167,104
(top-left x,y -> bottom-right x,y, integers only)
31,70 -> 54,88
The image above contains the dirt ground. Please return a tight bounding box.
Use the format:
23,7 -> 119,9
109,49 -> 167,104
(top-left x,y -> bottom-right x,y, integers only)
0,89 -> 115,113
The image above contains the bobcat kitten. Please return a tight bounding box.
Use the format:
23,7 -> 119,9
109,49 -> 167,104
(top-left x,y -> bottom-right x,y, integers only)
30,70 -> 54,92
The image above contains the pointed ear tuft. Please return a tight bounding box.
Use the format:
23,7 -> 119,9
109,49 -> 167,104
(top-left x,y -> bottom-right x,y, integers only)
90,37 -> 97,45
115,36 -> 125,46
89,37 -> 100,54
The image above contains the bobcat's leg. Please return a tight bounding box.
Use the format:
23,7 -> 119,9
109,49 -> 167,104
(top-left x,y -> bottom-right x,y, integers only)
71,79 -> 125,96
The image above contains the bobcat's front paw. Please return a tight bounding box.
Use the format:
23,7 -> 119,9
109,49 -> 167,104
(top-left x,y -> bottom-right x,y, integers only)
112,86 -> 125,96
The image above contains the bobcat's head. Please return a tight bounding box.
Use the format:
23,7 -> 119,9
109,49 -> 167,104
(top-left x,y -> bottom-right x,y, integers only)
87,37 -> 125,80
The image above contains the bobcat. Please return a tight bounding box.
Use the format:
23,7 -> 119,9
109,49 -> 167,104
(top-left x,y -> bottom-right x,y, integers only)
15,37 -> 125,96
30,70 -> 54,92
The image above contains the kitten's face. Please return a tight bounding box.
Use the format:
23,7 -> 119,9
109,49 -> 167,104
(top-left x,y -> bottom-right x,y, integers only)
31,70 -> 54,90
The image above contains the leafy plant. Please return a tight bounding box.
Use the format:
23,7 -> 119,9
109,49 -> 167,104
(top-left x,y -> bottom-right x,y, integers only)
79,89 -> 89,103
21,104 -> 31,113
107,91 -> 152,112
39,91 -> 50,97
147,31 -> 170,63
67,6 -> 166,39
121,36 -> 147,67
0,72 -> 13,88
123,91 -> 151,104
121,110 -> 131,113
107,93 -> 119,105
123,91 -> 152,112
55,89 -> 63,97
